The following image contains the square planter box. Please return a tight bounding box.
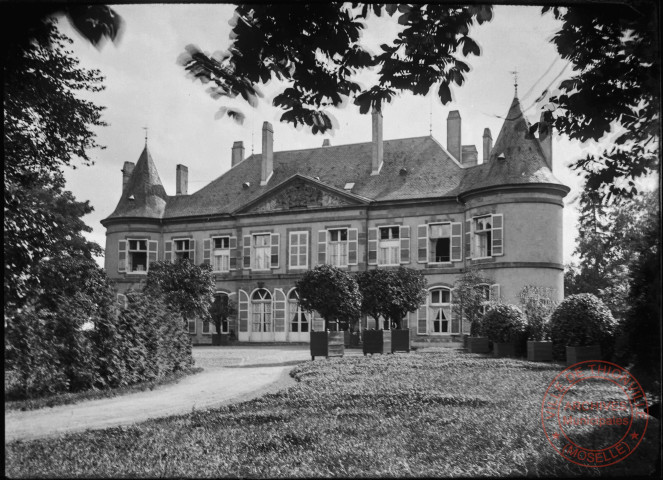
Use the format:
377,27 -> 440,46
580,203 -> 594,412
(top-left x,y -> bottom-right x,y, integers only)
363,330 -> 392,355
212,333 -> 229,346
566,345 -> 601,366
528,341 -> 553,362
467,337 -> 490,354
391,329 -> 411,353
493,341 -> 516,357
461,334 -> 470,349
310,331 -> 345,360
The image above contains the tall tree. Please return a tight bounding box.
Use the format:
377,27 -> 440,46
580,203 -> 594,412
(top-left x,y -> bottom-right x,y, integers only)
4,21 -> 107,309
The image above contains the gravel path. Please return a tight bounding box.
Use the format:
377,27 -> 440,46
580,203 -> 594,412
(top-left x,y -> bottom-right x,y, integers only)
4,345 -> 318,443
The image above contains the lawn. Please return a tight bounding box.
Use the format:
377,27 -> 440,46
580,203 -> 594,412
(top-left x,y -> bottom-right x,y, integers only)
5,348 -> 659,477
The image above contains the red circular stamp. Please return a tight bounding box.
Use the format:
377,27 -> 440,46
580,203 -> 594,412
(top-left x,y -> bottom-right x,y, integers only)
541,360 -> 649,467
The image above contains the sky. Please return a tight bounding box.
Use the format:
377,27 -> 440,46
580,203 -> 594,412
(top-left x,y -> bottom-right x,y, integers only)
57,3 -> 600,267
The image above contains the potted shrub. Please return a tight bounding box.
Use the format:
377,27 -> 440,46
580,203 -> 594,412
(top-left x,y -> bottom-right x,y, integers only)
549,293 -> 616,365
209,294 -> 237,346
482,304 -> 527,357
453,267 -> 492,353
519,285 -> 556,362
296,265 -> 362,360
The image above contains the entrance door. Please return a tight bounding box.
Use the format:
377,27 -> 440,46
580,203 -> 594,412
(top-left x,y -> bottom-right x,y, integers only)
287,289 -> 310,342
250,288 -> 274,342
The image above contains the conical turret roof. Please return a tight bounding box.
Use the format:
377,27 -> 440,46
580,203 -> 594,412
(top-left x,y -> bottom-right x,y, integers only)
459,95 -> 567,194
105,145 -> 168,220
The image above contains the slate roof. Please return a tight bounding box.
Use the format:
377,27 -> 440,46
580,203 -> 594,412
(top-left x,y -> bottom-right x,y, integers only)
103,96 -> 567,223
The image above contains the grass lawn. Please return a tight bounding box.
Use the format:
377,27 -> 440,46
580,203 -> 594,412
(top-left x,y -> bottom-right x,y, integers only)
5,348 -> 660,477
5,367 -> 203,412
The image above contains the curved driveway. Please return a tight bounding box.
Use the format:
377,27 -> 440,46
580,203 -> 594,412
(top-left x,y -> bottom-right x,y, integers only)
5,345 -> 326,443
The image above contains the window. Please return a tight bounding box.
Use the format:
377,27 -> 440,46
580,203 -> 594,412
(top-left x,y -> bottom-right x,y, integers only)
429,287 -> 453,334
477,284 -> 491,315
187,318 -> 196,334
429,224 -> 451,262
328,229 -> 348,267
288,290 -> 309,333
472,214 -> 503,258
119,239 -> 157,273
251,289 -> 272,332
253,234 -> 271,270
212,237 -> 230,272
243,233 -> 279,270
128,239 -> 147,272
378,226 -> 400,265
174,239 -> 192,260
289,232 -> 308,269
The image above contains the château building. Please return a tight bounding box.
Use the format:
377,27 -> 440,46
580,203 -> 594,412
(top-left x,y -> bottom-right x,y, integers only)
101,95 -> 569,343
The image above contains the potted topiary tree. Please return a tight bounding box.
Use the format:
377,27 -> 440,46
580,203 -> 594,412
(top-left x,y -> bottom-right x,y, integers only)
209,295 -> 237,346
453,268 -> 491,353
383,267 -> 427,353
519,285 -> 556,362
356,269 -> 392,355
481,304 -> 528,357
296,265 -> 362,360
549,293 -> 616,365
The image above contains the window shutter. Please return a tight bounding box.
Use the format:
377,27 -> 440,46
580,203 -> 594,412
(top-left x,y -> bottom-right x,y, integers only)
490,284 -> 501,302
229,236 -> 238,270
270,233 -> 280,268
347,228 -> 358,265
367,227 -> 378,265
417,225 -> 428,263
417,303 -> 428,335
203,239 -> 211,266
116,293 -> 127,310
311,311 -> 325,332
189,239 -> 196,264
273,289 -> 286,333
451,222 -> 462,261
317,230 -> 327,265
464,219 -> 471,260
238,289 -> 249,332
147,241 -> 158,269
243,235 -> 252,269
492,214 -> 503,256
164,241 -> 172,263
118,240 -> 127,272
399,226 -> 410,264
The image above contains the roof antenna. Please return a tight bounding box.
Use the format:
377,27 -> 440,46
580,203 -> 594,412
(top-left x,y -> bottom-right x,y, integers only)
509,68 -> 519,97
142,126 -> 148,146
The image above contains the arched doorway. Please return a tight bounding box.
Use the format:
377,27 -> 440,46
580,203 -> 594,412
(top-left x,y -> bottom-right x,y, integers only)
250,288 -> 273,342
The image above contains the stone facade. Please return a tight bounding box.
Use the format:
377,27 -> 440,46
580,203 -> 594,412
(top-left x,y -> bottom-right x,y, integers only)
101,96 -> 569,344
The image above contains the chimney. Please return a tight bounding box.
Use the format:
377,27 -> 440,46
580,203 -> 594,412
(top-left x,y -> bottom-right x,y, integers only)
447,110 -> 461,163
260,122 -> 274,185
462,145 -> 478,166
483,128 -> 493,164
538,113 -> 553,171
371,108 -> 383,175
176,164 -> 188,195
122,161 -> 135,192
232,141 -> 245,167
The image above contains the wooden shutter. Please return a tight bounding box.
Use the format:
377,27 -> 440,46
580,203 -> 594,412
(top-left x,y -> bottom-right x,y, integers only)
464,219 -> 471,260
492,214 -> 503,256
317,230 -> 327,265
118,240 -> 127,272
417,303 -> 428,335
311,310 -> 325,332
273,289 -> 286,333
238,289 -> 249,332
451,222 -> 462,261
116,293 -> 127,309
400,226 -> 410,264
270,233 -> 280,268
490,284 -> 501,302
147,241 -> 158,270
229,236 -> 238,270
367,228 -> 378,265
164,241 -> 172,263
188,239 -> 196,264
417,225 -> 428,263
203,239 -> 211,265
243,235 -> 252,269
348,228 -> 358,265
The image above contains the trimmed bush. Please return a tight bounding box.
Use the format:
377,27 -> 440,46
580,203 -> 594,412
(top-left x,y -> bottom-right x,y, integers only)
549,293 -> 616,360
481,304 -> 527,344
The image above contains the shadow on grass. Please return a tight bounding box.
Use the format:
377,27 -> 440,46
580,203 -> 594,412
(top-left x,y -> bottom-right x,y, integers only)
226,360 -> 306,368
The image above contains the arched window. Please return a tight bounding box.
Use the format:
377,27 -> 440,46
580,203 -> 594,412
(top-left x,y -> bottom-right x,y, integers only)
429,287 -> 452,334
251,289 -> 272,333
288,289 -> 309,333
